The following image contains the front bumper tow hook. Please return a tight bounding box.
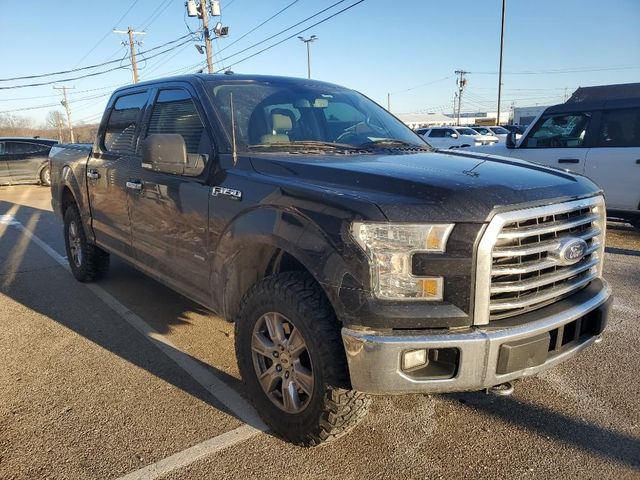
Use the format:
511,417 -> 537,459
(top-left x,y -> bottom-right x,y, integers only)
486,382 -> 515,396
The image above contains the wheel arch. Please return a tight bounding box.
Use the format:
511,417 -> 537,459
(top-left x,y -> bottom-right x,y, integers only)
214,206 -> 360,323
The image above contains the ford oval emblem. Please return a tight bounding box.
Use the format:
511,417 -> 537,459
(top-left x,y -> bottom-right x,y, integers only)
554,237 -> 588,265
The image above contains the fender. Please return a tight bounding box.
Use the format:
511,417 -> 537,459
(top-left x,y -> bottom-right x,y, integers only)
59,163 -> 95,242
212,205 -> 371,322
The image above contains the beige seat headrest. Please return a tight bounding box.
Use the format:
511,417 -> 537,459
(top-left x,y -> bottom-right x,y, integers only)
272,113 -> 293,133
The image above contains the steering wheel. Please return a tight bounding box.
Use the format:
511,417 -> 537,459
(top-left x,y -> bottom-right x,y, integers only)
335,116 -> 387,144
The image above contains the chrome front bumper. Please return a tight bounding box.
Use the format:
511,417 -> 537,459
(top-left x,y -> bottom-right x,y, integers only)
342,280 -> 611,394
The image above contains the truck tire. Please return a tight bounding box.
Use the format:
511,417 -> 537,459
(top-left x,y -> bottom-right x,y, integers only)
63,205 -> 110,282
235,272 -> 371,446
39,166 -> 51,187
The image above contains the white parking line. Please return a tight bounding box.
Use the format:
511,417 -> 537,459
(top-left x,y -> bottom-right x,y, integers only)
116,425 -> 258,480
4,215 -> 266,479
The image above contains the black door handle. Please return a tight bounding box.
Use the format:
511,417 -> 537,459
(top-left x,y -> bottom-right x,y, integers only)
635,159 -> 640,165
558,158 -> 580,164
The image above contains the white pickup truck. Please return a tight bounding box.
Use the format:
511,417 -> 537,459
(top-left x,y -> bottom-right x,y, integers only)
467,99 -> 640,228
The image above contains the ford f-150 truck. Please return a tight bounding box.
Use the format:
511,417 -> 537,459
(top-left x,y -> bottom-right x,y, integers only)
50,74 -> 612,446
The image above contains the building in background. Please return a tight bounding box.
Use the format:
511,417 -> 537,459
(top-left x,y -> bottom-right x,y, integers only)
512,105 -> 549,127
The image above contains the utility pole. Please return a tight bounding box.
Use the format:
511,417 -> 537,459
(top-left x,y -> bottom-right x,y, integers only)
455,70 -> 468,126
113,27 -> 146,83
298,35 -> 318,79
200,1 -> 215,73
54,86 -> 75,143
387,93 -> 391,112
496,0 -> 506,125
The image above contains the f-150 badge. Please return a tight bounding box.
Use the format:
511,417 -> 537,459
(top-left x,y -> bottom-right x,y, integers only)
212,186 -> 242,200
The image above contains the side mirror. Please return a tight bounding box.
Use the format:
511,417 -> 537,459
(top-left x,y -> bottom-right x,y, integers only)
506,131 -> 517,149
450,133 -> 459,139
142,134 -> 205,176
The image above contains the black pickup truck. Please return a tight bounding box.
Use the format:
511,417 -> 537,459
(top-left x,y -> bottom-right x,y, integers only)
50,74 -> 612,446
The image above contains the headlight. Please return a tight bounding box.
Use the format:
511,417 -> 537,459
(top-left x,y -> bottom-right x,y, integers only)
351,223 -> 454,301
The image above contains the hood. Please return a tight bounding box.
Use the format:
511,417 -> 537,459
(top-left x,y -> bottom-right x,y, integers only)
249,149 -> 600,222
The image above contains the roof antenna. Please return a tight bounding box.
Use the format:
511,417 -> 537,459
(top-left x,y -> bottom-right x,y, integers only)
230,92 -> 238,165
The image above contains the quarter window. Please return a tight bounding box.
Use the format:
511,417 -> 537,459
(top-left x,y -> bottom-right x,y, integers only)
103,92 -> 148,154
147,89 -> 208,155
6,142 -> 48,155
597,108 -> 640,147
523,113 -> 591,148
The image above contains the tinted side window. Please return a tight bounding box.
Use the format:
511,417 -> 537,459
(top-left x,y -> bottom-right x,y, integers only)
523,113 -> 591,148
103,92 -> 148,154
6,142 -> 48,154
0,143 -> 4,155
597,108 -> 640,147
147,89 -> 208,155
429,129 -> 444,138
443,129 -> 455,138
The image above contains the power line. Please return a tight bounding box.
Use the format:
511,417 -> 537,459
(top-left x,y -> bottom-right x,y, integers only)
390,76 -> 454,95
0,38 -> 195,90
217,0 -> 301,54
472,64 -> 640,75
0,33 -> 194,82
140,0 -> 174,31
72,0 -> 142,68
213,0 -> 349,66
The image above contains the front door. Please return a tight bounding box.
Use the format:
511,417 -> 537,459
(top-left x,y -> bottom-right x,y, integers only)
4,141 -> 48,183
127,87 -> 213,305
87,90 -> 149,261
584,106 -> 640,211
510,111 -> 594,174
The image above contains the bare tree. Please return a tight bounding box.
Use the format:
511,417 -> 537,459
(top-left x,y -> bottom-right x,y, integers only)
46,110 -> 66,142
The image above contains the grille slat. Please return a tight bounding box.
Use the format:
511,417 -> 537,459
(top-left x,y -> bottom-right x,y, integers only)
483,197 -> 605,321
490,271 -> 596,312
491,243 -> 599,275
497,212 -> 599,240
490,257 -> 598,294
492,227 -> 601,258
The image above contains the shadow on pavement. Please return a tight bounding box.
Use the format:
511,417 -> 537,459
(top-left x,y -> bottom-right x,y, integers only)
0,198 -> 267,434
446,391 -> 640,470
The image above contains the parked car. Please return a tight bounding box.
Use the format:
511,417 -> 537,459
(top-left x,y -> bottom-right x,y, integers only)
419,126 -> 498,148
467,99 -> 640,228
50,74 -> 611,446
473,125 -> 514,143
0,137 -> 58,186
501,124 -> 526,135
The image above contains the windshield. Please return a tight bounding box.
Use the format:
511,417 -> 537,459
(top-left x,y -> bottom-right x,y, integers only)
490,126 -> 509,134
456,128 -> 479,136
205,80 -> 428,151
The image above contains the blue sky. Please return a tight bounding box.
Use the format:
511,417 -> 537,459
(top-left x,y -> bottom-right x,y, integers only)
1,0 -> 639,125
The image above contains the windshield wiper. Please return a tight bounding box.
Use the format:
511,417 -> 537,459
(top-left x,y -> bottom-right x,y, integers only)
358,139 -> 430,150
248,140 -> 360,151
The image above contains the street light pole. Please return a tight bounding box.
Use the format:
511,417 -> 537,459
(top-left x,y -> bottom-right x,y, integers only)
496,0 -> 506,125
298,35 -> 318,79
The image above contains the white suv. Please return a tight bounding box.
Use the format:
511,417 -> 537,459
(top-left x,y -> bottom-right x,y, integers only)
419,127 -> 498,149
466,100 -> 640,227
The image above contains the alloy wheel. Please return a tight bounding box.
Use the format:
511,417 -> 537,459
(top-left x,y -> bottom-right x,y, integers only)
251,312 -> 314,413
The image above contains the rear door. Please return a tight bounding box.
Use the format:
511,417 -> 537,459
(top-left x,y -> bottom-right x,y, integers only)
87,90 -> 149,261
0,142 -> 9,184
4,141 -> 49,183
510,111 -> 594,173
127,86 -> 213,305
584,106 -> 640,211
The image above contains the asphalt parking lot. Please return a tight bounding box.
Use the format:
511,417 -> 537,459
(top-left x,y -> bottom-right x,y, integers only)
1,185 -> 638,480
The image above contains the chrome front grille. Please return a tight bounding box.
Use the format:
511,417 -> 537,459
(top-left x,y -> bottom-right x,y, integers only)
474,196 -> 606,324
